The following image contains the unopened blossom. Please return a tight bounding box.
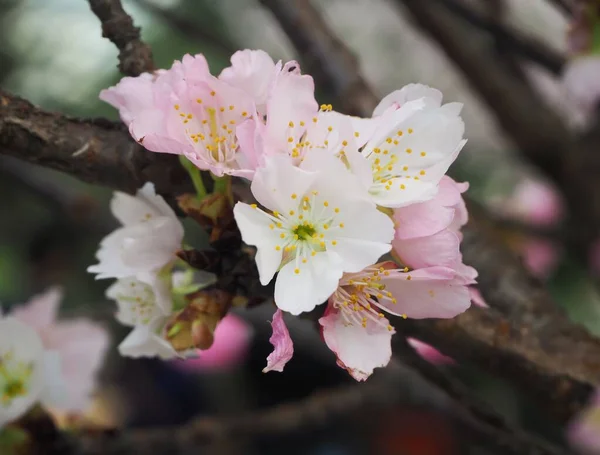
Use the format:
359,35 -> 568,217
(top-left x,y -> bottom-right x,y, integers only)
11,288 -> 109,412
171,314 -> 253,372
0,317 -> 61,428
263,309 -> 294,373
320,263 -> 471,380
233,152 -> 394,315
347,90 -> 466,208
88,182 -> 183,312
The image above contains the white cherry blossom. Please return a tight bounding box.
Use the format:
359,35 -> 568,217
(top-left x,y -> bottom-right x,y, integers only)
233,151 -> 394,315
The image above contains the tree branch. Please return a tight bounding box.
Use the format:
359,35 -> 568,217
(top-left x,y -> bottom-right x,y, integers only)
441,0 -> 565,75
88,0 -> 155,76
0,90 -> 188,194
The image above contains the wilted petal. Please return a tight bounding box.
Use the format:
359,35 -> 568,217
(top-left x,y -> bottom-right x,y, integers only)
263,309 -> 294,373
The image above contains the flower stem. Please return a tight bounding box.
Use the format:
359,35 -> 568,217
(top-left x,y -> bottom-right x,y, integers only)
179,156 -> 207,200
212,174 -> 233,204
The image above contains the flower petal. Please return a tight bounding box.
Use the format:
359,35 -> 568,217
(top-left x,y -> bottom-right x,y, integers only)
319,304 -> 393,381
263,309 -> 294,373
274,251 -> 343,315
379,267 -> 471,319
233,203 -> 283,285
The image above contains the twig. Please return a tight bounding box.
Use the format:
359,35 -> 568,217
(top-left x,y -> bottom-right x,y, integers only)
88,0 -> 154,76
439,0 -> 566,75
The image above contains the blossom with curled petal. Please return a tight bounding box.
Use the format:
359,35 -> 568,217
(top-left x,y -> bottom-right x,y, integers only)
320,262 -> 470,380
233,152 -> 394,315
263,309 -> 294,373
11,288 -> 109,413
88,182 -> 183,312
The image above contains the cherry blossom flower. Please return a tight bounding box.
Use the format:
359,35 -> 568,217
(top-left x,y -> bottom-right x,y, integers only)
320,263 -> 470,380
106,276 -> 179,360
0,317 -> 52,428
11,288 -> 109,413
88,182 -> 183,312
233,152 -> 394,315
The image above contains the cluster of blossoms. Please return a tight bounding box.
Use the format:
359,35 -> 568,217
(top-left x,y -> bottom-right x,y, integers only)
0,289 -> 108,428
94,49 -> 477,381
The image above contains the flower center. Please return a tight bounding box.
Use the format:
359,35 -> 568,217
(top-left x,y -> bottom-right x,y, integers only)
0,351 -> 33,407
293,224 -> 316,240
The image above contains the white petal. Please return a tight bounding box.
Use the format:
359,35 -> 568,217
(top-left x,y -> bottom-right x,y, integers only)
233,203 -> 283,285
373,84 -> 443,116
274,251 -> 343,315
118,321 -> 177,360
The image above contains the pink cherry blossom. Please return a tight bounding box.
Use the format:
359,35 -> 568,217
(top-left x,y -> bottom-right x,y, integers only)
171,314 -> 252,372
11,287 -> 109,412
407,338 -> 455,366
263,309 -> 294,373
101,53 -> 257,177
319,262 -> 471,380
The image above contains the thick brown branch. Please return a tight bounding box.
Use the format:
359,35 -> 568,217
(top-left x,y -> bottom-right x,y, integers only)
88,0 -> 154,76
0,90 -> 187,194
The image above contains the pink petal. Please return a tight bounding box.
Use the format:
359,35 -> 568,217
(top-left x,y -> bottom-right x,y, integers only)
99,73 -> 155,125
407,338 -> 455,365
319,303 -> 393,381
469,287 -> 488,308
12,287 -> 62,330
393,229 -> 461,270
263,309 -> 294,373
43,320 -> 109,411
378,267 -> 471,319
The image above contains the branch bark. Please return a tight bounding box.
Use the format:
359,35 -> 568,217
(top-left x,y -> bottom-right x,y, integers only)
88,0 -> 155,76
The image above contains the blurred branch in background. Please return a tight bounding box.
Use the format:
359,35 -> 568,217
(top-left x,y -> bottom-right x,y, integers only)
397,0 -> 600,288
443,0 -> 566,75
130,0 -> 237,56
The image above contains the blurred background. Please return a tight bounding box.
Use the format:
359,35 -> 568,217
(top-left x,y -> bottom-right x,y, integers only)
0,0 -> 596,453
